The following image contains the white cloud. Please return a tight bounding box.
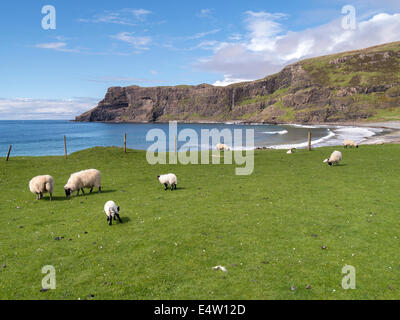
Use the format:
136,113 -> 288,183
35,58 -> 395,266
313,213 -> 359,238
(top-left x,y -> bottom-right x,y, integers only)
197,9 -> 213,18
184,29 -> 220,40
83,76 -> 165,84
0,97 -> 99,120
111,32 -> 152,50
195,11 -> 400,86
132,9 -> 152,20
79,8 -> 152,26
35,42 -> 80,53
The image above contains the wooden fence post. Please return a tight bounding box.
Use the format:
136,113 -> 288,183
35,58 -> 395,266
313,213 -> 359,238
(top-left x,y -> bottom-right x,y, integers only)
308,131 -> 312,151
5,145 -> 12,161
64,136 -> 68,159
124,133 -> 127,153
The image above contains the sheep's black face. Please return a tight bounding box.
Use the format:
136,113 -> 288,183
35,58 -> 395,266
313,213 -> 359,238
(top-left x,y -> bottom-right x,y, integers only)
117,206 -> 120,213
65,188 -> 71,198
328,162 -> 333,166
157,175 -> 160,180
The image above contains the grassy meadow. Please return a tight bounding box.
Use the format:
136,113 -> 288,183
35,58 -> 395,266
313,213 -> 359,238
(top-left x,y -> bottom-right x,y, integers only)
0,145 -> 400,299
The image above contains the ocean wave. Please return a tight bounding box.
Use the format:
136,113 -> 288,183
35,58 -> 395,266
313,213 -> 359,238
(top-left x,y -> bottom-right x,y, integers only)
286,124 -> 319,129
270,129 -> 336,150
333,126 -> 382,141
261,130 -> 288,135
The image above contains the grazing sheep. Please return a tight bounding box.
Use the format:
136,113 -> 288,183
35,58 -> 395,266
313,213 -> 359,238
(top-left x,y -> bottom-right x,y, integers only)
286,148 -> 296,154
29,175 -> 54,200
64,169 -> 101,198
104,200 -> 122,226
344,140 -> 358,148
323,150 -> 342,166
157,173 -> 177,191
216,143 -> 230,151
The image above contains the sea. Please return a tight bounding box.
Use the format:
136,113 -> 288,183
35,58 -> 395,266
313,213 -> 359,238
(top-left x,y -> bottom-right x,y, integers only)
0,120 -> 388,157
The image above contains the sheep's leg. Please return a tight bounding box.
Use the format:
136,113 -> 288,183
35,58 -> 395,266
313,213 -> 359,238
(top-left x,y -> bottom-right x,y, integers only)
36,193 -> 39,200
116,213 -> 122,223
113,215 -> 116,221
49,193 -> 52,201
164,183 -> 168,190
171,184 -> 174,191
98,186 -> 101,193
40,192 -> 43,199
81,188 -> 85,194
109,216 -> 112,226
90,187 -> 93,193
77,189 -> 80,196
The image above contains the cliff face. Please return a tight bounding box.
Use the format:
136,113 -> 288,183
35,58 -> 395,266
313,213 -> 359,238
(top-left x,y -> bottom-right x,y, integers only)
76,42 -> 400,124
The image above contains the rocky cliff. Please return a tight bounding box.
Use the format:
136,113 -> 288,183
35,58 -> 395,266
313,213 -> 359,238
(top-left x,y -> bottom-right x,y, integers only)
76,42 -> 400,124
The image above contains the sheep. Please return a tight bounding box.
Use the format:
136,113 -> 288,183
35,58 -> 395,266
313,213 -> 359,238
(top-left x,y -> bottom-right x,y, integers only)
323,150 -> 342,166
29,175 -> 54,200
157,173 -> 177,191
64,169 -> 101,198
286,148 -> 296,154
216,143 -> 230,151
344,140 -> 358,148
104,200 -> 122,226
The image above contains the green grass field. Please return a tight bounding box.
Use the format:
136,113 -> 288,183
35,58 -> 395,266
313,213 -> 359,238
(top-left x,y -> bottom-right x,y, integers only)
1,145 -> 400,300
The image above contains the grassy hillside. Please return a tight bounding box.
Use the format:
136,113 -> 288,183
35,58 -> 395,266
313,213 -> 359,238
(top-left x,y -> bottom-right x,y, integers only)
1,146 -> 400,299
234,41 -> 400,123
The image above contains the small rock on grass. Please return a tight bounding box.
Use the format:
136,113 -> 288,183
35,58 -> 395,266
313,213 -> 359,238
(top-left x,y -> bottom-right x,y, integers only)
40,288 -> 49,293
290,286 -> 296,291
306,285 -> 312,289
321,245 -> 327,250
2,264 -> 6,269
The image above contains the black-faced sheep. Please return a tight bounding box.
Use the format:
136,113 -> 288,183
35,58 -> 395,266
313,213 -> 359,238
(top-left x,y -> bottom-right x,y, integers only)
64,169 -> 101,198
323,150 -> 342,166
29,175 -> 54,200
216,143 -> 230,151
157,173 -> 177,191
104,200 -> 122,226
344,140 -> 358,148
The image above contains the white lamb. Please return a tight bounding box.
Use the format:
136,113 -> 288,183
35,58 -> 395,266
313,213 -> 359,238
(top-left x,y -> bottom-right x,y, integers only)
104,200 -> 122,226
286,148 -> 296,154
323,150 -> 342,166
64,169 -> 101,198
216,143 -> 230,151
158,173 -> 177,191
29,175 -> 54,200
344,140 -> 358,148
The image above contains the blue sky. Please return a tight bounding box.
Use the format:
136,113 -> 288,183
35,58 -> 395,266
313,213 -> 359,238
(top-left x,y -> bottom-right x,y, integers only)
0,0 -> 399,119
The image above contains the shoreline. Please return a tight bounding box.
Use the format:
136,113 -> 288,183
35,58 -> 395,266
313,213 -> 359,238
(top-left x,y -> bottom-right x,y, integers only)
2,120 -> 400,157
329,121 -> 400,145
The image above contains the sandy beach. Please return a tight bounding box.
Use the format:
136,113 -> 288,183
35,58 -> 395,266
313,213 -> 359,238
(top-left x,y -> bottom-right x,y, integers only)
355,121 -> 400,145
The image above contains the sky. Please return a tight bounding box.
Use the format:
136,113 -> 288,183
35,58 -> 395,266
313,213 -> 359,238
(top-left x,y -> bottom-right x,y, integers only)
0,0 -> 400,119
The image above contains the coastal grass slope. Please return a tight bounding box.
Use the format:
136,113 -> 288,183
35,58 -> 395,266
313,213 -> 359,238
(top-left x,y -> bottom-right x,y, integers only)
1,146 -> 400,299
